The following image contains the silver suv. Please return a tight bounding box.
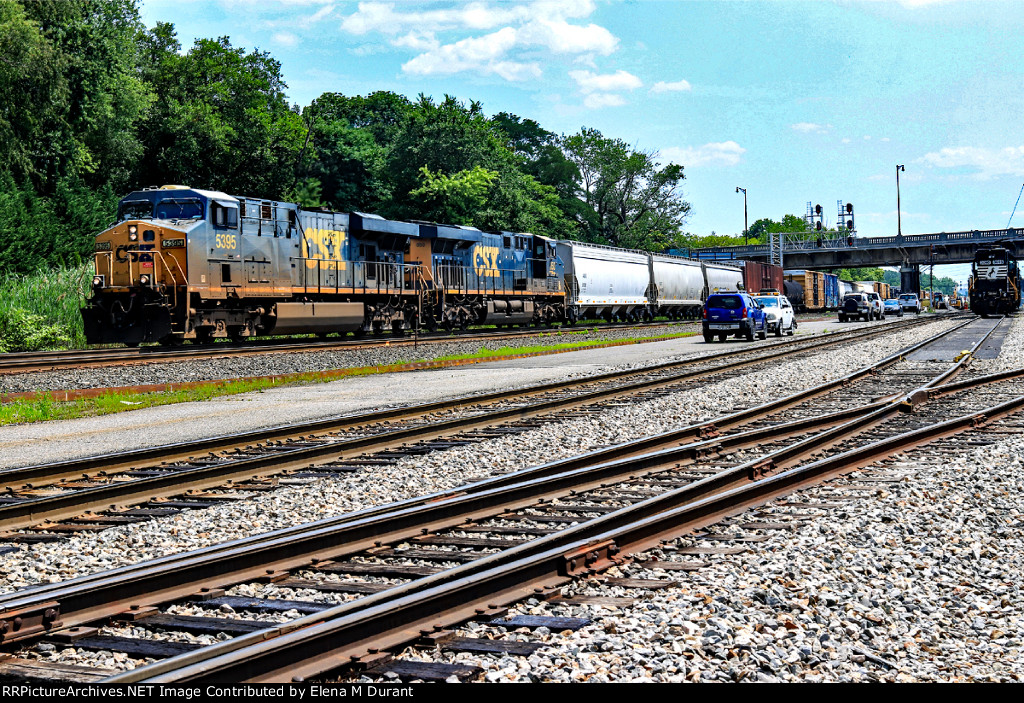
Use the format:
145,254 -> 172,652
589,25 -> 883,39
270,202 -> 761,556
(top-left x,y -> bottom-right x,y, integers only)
866,292 -> 885,320
898,293 -> 921,314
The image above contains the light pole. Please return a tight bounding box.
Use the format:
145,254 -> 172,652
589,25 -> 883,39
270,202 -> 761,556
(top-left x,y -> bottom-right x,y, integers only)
735,187 -> 748,244
896,164 -> 905,236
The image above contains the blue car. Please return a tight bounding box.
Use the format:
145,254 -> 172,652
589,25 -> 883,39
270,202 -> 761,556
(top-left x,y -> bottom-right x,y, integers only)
702,292 -> 768,342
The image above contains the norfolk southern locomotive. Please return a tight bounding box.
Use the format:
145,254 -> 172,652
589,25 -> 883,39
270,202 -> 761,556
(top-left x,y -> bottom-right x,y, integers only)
969,245 -> 1022,316
82,186 -> 746,345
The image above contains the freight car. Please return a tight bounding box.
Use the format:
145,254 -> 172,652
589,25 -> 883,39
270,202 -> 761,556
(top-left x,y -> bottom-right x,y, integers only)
784,270 -> 829,312
969,245 -> 1022,316
740,261 -> 784,296
648,253 -> 705,319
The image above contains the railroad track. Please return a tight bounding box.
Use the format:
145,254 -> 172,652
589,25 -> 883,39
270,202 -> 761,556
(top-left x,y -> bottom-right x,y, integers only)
0,316 -> 1016,682
0,316 -> 948,538
0,320 -> 700,376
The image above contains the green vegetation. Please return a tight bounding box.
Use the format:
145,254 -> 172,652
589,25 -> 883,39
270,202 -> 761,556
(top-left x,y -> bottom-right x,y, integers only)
0,330 -> 695,424
0,0 -> 693,282
431,331 -> 695,362
0,264 -> 90,351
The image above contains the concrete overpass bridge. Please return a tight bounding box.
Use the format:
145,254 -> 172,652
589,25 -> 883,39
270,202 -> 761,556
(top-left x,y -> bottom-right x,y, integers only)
689,227 -> 1024,293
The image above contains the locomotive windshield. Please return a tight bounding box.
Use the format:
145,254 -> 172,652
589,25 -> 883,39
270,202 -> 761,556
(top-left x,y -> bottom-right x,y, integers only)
118,200 -> 154,221
155,198 -> 203,220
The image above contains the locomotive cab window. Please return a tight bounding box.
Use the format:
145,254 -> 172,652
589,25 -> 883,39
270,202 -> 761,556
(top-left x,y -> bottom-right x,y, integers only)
211,201 -> 239,229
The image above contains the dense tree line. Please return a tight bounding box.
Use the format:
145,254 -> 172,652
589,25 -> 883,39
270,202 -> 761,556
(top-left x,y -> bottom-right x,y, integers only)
0,0 -> 691,275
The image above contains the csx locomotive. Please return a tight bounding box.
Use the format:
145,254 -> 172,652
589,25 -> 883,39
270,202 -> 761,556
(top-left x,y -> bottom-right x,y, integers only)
969,245 -> 1021,317
82,186 -> 743,345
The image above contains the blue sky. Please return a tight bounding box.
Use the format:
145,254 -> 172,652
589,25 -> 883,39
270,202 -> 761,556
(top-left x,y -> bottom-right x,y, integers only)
139,0 -> 1024,285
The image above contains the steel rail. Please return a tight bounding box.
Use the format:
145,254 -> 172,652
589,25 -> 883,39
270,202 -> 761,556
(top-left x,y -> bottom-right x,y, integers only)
0,324 -> 955,613
0,317 -> 937,495
113,380 -> 1024,683
0,322 -> 998,644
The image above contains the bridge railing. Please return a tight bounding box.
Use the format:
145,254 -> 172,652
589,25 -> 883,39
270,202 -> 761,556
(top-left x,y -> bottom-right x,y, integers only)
691,227 -> 1021,259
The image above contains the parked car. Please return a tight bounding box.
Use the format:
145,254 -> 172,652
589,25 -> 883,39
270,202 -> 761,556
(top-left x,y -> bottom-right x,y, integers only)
702,292 -> 767,342
838,293 -> 872,322
883,299 -> 904,317
898,293 -> 922,314
866,291 -> 885,320
754,294 -> 797,337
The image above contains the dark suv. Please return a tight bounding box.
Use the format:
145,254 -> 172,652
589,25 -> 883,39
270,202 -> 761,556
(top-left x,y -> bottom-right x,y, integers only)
838,293 -> 872,322
702,292 -> 767,342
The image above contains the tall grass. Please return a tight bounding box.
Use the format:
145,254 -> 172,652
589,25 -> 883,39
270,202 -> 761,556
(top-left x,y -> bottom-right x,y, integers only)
0,264 -> 91,351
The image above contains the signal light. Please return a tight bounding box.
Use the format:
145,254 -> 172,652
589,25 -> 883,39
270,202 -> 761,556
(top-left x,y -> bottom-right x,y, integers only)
816,237 -> 823,247
846,203 -> 853,213
847,236 -> 854,246
816,221 -> 822,231
815,204 -> 822,215
847,219 -> 854,230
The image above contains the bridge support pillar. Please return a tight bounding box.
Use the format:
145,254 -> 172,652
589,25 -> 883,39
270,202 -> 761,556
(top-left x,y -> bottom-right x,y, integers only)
901,264 -> 920,295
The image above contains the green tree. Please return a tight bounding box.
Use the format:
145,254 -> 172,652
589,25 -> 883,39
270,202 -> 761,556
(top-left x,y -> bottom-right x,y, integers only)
409,165 -> 498,224
560,127 -> 690,250
136,35 -> 304,197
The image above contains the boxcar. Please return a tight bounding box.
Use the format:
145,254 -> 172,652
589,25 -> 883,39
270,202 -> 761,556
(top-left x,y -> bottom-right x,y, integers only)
784,270 -> 827,311
741,261 -> 784,295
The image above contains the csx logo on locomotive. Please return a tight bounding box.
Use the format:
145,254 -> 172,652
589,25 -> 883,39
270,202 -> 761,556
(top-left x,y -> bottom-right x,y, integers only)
473,245 -> 500,278
302,228 -> 347,270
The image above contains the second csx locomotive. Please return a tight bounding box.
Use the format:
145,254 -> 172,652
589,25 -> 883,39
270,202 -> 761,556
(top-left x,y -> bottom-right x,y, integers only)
82,186 -> 743,345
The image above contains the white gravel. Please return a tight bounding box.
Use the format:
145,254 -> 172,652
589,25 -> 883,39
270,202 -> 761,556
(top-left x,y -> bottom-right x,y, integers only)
0,317 -> 960,594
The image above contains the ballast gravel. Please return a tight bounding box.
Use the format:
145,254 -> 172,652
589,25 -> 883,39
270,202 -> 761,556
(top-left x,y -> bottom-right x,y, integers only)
12,313 -> 1021,681
0,318 -> 959,593
410,428 -> 1024,683
0,324 -> 695,395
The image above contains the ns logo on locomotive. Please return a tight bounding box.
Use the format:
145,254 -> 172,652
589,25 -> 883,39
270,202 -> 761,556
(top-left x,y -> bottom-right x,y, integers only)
82,186 -> 742,346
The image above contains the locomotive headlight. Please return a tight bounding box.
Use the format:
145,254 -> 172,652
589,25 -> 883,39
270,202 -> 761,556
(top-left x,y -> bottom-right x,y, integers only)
129,225 -> 138,241
92,275 -> 104,287
139,274 -> 150,285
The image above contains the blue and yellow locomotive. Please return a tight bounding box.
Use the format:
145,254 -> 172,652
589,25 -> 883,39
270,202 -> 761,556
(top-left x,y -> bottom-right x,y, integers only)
82,186 -> 565,345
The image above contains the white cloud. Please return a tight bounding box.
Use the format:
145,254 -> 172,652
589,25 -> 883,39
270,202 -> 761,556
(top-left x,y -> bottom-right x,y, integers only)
919,146 -> 1024,179
841,138 -> 852,144
569,69 -> 642,93
791,122 -> 830,134
519,19 -> 617,55
401,27 -> 544,81
661,142 -> 746,168
339,1 -> 618,83
583,92 -> 626,109
272,31 -> 299,46
393,31 -> 440,51
650,79 -> 692,93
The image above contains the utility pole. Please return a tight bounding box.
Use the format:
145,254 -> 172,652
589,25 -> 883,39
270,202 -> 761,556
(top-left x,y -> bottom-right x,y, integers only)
735,187 -> 748,245
896,164 -> 905,236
